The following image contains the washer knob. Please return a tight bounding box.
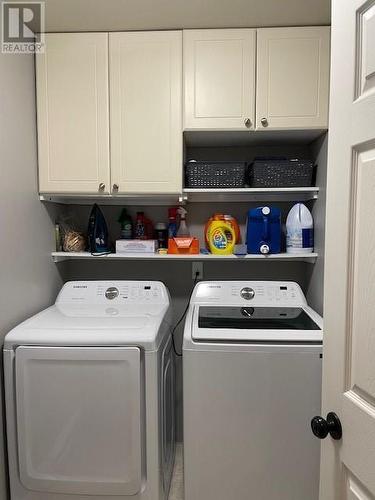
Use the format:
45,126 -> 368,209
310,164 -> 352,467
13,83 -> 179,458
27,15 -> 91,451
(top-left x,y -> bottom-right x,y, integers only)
240,287 -> 255,300
105,287 -> 119,300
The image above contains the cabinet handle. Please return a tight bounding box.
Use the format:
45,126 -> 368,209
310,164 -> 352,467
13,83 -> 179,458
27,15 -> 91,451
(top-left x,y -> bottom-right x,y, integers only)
98,183 -> 105,191
113,184 -> 119,191
244,118 -> 252,128
260,117 -> 268,127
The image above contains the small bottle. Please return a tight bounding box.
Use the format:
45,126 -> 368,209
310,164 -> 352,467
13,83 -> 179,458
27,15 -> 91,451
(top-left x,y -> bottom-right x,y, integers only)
168,207 -> 178,238
177,207 -> 190,237
55,222 -> 62,251
135,212 -> 146,240
118,209 -> 133,239
155,222 -> 168,249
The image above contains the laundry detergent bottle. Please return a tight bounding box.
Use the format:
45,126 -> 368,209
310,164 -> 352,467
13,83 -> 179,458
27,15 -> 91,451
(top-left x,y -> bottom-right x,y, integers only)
207,220 -> 236,255
286,203 -> 314,253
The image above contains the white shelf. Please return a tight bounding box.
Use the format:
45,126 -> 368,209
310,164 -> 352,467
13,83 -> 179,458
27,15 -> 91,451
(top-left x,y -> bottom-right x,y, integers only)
40,193 -> 184,206
184,129 -> 327,147
52,251 -> 318,263
183,187 -> 319,202
41,187 -> 318,205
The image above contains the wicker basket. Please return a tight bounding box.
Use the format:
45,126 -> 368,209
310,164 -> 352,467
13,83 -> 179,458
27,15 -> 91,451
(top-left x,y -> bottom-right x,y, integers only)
185,161 -> 247,188
248,158 -> 315,188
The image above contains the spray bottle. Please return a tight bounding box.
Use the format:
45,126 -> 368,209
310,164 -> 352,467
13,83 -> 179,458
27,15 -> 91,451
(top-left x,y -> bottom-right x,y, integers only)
177,207 -> 190,237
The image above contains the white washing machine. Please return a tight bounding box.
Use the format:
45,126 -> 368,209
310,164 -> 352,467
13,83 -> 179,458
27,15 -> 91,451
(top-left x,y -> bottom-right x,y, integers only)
183,281 -> 323,500
4,281 -> 175,500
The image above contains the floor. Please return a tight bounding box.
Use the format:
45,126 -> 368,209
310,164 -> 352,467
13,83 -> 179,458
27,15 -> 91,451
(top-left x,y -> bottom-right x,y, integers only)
168,444 -> 184,500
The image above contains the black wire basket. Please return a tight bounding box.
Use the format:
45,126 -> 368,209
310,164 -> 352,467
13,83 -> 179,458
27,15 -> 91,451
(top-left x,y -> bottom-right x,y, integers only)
248,158 -> 315,188
185,161 -> 247,188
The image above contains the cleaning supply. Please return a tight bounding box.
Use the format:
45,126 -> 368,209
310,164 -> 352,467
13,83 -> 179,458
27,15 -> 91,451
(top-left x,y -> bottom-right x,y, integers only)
205,214 -> 241,249
206,220 -> 236,255
168,207 -> 178,238
116,239 -> 157,254
177,207 -> 190,237
286,203 -> 314,253
87,204 -> 110,254
118,209 -> 133,239
135,212 -> 146,239
168,237 -> 199,254
155,222 -> 168,250
246,206 -> 281,254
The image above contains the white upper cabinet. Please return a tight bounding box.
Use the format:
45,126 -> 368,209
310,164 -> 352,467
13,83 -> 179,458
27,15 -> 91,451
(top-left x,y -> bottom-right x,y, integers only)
183,29 -> 256,130
110,31 -> 182,194
256,27 -> 330,130
37,33 -> 110,194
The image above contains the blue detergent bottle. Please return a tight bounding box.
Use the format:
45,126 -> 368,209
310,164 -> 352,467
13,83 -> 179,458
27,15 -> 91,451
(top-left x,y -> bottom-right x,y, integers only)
246,206 -> 281,254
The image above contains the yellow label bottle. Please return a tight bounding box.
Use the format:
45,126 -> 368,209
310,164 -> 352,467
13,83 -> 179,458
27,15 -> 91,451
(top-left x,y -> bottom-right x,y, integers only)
207,221 -> 236,255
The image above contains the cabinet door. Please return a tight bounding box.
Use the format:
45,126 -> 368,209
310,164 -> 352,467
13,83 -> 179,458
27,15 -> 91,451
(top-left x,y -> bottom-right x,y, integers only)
183,29 -> 256,130
37,33 -> 110,194
256,27 -> 330,130
110,31 -> 182,194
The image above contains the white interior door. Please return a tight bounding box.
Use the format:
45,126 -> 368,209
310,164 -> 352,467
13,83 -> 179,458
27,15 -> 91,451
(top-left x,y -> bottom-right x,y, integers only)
15,346 -> 142,496
110,31 -> 182,194
320,1 -> 375,498
37,33 -> 110,194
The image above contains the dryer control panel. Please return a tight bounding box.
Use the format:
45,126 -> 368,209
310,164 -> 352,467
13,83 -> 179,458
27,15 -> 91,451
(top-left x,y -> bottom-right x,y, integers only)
192,281 -> 306,307
56,281 -> 169,305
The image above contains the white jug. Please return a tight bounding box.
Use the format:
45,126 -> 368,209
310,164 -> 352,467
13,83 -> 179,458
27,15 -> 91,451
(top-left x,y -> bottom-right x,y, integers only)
286,203 -> 314,253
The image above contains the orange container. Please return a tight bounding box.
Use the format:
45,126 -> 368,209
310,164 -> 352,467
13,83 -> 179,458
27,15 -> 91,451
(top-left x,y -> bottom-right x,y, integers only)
168,237 -> 199,255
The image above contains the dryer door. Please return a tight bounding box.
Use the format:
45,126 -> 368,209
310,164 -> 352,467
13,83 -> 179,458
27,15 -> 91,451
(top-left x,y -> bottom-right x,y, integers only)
15,346 -> 142,496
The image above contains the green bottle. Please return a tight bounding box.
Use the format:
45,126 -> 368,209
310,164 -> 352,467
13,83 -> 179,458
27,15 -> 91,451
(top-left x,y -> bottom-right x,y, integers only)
118,209 -> 133,239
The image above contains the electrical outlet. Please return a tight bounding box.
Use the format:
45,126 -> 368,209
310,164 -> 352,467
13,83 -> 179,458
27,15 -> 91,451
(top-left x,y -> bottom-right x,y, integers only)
192,262 -> 203,280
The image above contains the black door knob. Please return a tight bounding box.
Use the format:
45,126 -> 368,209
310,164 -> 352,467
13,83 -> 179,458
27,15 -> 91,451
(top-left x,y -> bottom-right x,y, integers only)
311,412 -> 342,440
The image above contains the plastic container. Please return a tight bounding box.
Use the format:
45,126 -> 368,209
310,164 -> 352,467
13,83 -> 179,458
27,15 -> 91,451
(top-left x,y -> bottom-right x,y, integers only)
168,237 -> 199,254
168,207 -> 178,238
204,214 -> 241,249
155,222 -> 168,250
206,220 -> 236,255
118,209 -> 133,239
135,212 -> 146,240
177,207 -> 190,237
286,203 -> 314,253
246,206 -> 281,255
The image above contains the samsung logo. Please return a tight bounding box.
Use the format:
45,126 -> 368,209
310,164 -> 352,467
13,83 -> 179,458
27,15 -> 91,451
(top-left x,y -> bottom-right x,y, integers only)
73,285 -> 88,289
207,285 -> 221,289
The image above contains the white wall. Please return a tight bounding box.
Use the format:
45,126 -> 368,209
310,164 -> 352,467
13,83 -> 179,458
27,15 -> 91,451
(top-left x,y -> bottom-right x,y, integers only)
0,52 -> 62,498
307,133 -> 328,315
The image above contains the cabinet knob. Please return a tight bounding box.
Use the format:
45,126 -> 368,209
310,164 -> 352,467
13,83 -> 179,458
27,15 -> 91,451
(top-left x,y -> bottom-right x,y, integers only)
98,183 -> 105,191
113,183 -> 119,191
244,118 -> 252,128
260,117 -> 268,127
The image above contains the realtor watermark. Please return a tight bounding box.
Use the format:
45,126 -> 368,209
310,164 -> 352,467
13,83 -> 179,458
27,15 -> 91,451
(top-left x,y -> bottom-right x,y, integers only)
1,2 -> 45,53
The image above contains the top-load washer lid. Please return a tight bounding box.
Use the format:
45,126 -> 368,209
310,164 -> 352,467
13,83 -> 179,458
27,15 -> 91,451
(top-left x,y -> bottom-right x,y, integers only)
4,281 -> 171,350
189,281 -> 323,343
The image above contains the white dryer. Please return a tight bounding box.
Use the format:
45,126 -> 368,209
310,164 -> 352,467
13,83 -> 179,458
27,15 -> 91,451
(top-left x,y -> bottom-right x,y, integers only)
183,281 -> 323,500
4,281 -> 175,500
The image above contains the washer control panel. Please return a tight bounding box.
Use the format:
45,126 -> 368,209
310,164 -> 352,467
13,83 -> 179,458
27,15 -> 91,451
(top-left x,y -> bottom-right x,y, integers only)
57,281 -> 169,304
193,281 -> 305,306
